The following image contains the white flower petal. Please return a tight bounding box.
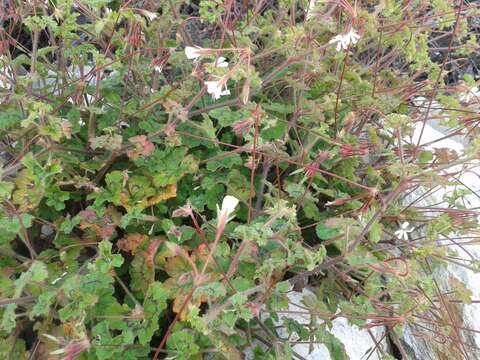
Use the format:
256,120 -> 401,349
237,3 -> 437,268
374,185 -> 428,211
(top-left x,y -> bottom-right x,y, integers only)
395,222 -> 414,240
185,46 -> 203,60
328,35 -> 342,45
205,79 -> 229,100
221,195 -> 239,217
143,11 -> 158,21
348,30 -> 360,43
220,89 -> 231,96
205,80 -> 221,98
42,334 -> 61,343
216,195 -> 239,226
216,57 -> 229,68
329,29 -> 360,52
50,349 -> 66,355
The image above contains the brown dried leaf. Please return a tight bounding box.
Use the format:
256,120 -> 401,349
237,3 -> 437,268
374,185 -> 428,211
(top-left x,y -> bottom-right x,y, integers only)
117,233 -> 149,255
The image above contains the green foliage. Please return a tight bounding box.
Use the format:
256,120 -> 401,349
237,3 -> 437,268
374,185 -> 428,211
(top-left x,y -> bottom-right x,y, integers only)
0,0 -> 478,359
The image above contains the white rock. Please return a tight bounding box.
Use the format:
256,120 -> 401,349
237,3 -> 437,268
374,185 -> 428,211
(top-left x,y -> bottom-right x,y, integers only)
401,122 -> 480,358
245,289 -> 388,360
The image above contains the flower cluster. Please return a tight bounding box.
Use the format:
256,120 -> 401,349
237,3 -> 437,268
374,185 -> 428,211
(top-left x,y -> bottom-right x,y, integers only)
329,29 -> 361,52
205,77 -> 231,100
184,46 -> 232,100
395,222 -> 414,240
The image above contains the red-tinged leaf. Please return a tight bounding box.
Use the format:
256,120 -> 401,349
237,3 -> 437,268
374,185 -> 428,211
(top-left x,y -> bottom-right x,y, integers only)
127,135 -> 155,159
78,207 -> 120,240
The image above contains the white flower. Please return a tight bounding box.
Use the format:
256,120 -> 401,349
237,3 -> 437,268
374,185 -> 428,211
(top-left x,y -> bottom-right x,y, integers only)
185,46 -> 204,61
104,7 -> 112,16
154,65 -> 162,73
205,79 -> 231,100
216,195 -> 239,224
459,86 -> 480,103
118,121 -> 130,129
142,10 -> 158,21
394,222 -> 414,240
215,57 -> 229,68
329,29 -> 361,52
78,119 -> 86,127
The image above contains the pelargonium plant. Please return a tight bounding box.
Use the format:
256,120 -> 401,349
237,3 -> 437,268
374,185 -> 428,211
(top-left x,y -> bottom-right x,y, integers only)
0,0 -> 479,359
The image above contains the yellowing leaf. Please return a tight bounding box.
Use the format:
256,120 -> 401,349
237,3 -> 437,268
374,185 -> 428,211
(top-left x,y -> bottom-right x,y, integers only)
144,183 -> 177,205
120,183 -> 177,210
12,169 -> 44,211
